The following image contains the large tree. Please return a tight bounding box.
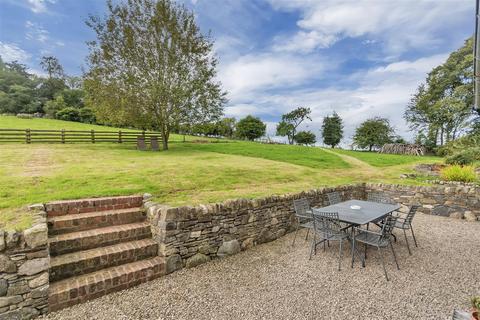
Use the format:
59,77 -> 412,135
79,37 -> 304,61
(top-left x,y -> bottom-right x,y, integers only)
321,112 -> 343,148
353,117 -> 394,151
84,0 -> 226,150
276,107 -> 311,144
404,37 -> 475,147
236,115 -> 266,141
294,131 -> 316,146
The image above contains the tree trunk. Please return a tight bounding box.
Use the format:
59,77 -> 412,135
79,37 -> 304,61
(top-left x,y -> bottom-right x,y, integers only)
161,127 -> 169,150
440,127 -> 444,146
369,145 -> 373,151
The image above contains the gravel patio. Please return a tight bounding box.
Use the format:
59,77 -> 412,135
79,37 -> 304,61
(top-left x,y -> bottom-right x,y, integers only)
42,213 -> 479,320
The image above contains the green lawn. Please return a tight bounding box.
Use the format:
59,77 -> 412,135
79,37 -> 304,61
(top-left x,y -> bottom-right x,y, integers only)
330,148 -> 441,167
0,116 -> 444,230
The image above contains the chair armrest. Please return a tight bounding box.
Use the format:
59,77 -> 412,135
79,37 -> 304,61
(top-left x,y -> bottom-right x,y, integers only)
353,227 -> 383,237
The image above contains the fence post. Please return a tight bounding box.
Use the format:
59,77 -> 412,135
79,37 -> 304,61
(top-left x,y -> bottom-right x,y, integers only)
119,130 -> 122,143
25,129 -> 31,144
61,129 -> 65,144
91,130 -> 95,143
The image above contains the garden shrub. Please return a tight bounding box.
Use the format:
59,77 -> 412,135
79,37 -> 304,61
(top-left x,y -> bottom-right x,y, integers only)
56,107 -> 80,122
79,107 -> 96,124
440,165 -> 477,183
445,148 -> 480,166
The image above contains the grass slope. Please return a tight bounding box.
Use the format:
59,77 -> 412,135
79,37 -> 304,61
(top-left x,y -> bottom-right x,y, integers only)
330,148 -> 440,167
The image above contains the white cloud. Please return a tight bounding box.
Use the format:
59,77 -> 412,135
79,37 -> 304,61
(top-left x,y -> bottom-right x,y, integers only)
0,42 -> 31,62
27,0 -> 56,14
267,0 -> 472,55
25,20 -> 50,43
273,31 -> 337,53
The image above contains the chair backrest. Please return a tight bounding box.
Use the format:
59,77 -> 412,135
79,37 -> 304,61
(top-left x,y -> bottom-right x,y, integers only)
293,198 -> 311,218
380,215 -> 398,241
367,192 -> 394,204
313,211 -> 343,237
404,205 -> 420,226
326,192 -> 342,205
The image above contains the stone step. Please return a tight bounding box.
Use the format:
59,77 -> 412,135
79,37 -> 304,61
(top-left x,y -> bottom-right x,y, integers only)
47,207 -> 146,235
50,239 -> 158,282
49,256 -> 165,312
46,195 -> 144,217
49,222 -> 153,256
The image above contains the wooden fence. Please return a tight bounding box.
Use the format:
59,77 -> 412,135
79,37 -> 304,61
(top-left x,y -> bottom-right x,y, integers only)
0,129 -> 163,144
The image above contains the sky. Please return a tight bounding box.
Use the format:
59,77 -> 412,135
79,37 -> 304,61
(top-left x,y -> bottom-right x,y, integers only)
0,0 -> 475,145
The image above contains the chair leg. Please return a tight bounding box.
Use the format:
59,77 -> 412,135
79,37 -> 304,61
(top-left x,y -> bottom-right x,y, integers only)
292,224 -> 299,246
410,227 -> 418,247
351,238 -> 355,268
389,241 -> 400,270
305,228 -> 310,241
323,238 -> 326,251
403,229 -> 411,255
360,245 -> 366,268
378,247 -> 389,281
338,239 -> 343,271
309,234 -> 316,260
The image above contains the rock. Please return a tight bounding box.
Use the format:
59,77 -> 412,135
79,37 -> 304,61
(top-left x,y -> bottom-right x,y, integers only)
432,206 -> 450,217
211,226 -> 220,233
0,295 -> 22,308
449,212 -> 464,219
24,224 -> 47,249
217,240 -> 241,258
198,244 -> 211,255
143,193 -> 153,201
7,284 -> 29,296
0,280 -> 7,297
257,229 -> 275,244
165,254 -> 182,274
241,238 -> 255,250
0,255 -> 16,273
5,231 -> 19,249
0,306 -> 39,320
464,211 -> 478,222
30,284 -> 48,299
18,258 -> 48,276
28,272 -> 48,289
0,231 -> 4,252
185,253 -> 210,268
190,231 -> 201,238
28,204 -> 44,211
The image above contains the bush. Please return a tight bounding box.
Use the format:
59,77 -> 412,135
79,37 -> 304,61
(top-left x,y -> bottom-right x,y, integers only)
56,107 -> 80,122
79,107 -> 96,124
440,165 -> 477,183
445,148 -> 480,166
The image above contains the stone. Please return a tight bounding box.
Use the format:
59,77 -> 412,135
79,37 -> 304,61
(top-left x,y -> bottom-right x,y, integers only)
0,231 -> 4,252
241,238 -> 255,250
0,280 -> 7,297
7,284 -> 29,296
190,231 -> 201,238
185,253 -> 210,268
0,255 -> 16,273
432,206 -> 450,217
165,254 -> 182,274
0,306 -> 39,320
24,224 -> 47,249
211,226 -> 220,233
217,240 -> 240,258
28,204 -> 44,211
143,193 -> 153,201
449,212 -> 464,219
5,232 -> 19,249
28,272 -> 48,289
30,285 -> 48,299
18,258 -> 48,276
198,245 -> 211,255
0,295 -> 22,308
464,211 -> 478,222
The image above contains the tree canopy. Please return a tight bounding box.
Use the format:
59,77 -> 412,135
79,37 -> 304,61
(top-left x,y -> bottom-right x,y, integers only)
236,115 -> 266,141
353,117 -> 394,151
294,131 -> 316,146
84,0 -> 226,150
321,112 -> 343,148
276,107 -> 311,144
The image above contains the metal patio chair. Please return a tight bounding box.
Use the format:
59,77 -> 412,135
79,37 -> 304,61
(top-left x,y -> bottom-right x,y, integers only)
292,198 -> 314,246
326,192 -> 342,205
310,211 -> 350,270
391,205 -> 420,255
367,192 -> 395,205
351,215 -> 400,281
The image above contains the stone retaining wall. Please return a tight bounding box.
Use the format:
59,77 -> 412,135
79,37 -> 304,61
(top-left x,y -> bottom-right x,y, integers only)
144,184 -> 365,273
0,205 -> 49,319
365,183 -> 480,221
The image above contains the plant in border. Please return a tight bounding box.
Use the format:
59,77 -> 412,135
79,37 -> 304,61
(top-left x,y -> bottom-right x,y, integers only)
440,165 -> 477,183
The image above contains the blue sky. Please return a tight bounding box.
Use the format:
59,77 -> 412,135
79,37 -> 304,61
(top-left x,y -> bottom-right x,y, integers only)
0,0 -> 475,144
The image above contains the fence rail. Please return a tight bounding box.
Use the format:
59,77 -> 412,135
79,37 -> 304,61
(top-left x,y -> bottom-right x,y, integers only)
0,129 -> 163,144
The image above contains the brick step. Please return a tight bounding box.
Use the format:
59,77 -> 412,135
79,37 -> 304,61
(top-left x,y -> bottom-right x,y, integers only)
50,239 -> 158,282
49,222 -> 153,256
49,256 -> 165,312
46,195 -> 143,217
47,207 -> 146,235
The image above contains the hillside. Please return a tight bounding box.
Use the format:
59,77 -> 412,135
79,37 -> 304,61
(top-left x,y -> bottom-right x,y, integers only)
0,116 -> 441,230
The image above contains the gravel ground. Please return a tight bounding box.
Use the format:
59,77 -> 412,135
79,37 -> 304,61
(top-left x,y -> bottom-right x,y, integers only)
42,213 -> 480,320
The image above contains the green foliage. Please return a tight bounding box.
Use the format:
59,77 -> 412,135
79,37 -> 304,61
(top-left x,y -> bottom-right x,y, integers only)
236,115 -> 266,141
321,112 -> 343,148
440,165 -> 477,183
44,95 -> 67,118
84,0 -> 226,150
60,89 -> 84,108
404,37 -> 475,147
437,133 -> 480,156
79,107 -> 96,124
445,148 -> 480,166
353,117 -> 394,151
294,131 -> 316,145
56,107 -> 80,122
276,107 -> 311,144
472,297 -> 480,310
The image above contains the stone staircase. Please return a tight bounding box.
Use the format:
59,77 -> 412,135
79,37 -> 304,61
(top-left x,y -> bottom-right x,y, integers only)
46,196 -> 165,312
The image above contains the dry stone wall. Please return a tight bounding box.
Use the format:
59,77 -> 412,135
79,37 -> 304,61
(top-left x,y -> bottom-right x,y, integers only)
144,185 -> 365,273
0,205 -> 49,320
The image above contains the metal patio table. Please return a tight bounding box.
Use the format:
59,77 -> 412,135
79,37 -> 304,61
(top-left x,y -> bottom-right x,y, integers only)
312,199 -> 401,263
